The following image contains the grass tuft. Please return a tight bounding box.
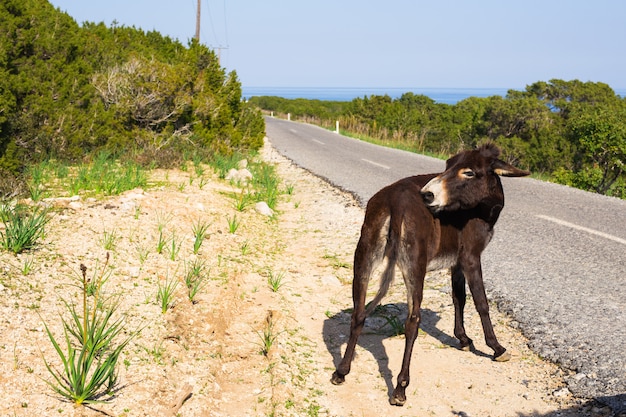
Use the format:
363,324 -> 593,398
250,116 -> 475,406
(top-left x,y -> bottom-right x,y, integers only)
184,259 -> 209,303
227,214 -> 240,234
157,273 -> 178,313
266,269 -> 286,293
256,311 -> 280,357
41,254 -> 138,405
0,204 -> 50,254
191,219 -> 210,254
99,228 -> 118,251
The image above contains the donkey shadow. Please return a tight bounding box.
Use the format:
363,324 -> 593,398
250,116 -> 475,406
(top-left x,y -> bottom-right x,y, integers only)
323,303 -> 491,399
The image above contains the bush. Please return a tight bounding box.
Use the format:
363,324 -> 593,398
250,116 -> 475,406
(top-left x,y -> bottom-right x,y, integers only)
0,1 -> 265,176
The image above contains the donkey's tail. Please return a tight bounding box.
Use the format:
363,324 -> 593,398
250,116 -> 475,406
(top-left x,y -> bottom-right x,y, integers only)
364,228 -> 399,317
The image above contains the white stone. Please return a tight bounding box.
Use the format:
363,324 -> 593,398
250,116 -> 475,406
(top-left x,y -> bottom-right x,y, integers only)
68,201 -> 83,210
255,201 -> 273,216
225,168 -> 253,184
553,387 -> 571,398
225,168 -> 238,180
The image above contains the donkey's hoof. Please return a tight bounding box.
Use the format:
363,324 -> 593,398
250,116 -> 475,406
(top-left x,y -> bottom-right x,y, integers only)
389,393 -> 406,406
330,371 -> 345,385
494,350 -> 511,362
460,341 -> 475,352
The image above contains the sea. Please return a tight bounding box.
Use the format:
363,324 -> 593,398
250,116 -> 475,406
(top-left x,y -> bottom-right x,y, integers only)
242,86 -> 626,105
242,86 -> 510,105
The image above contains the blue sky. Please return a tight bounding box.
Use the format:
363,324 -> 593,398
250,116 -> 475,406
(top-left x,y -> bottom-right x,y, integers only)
48,1 -> 626,90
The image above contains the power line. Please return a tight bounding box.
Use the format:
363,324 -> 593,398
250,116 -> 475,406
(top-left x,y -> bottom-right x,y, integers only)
193,0 -> 229,65
205,0 -> 220,47
222,0 -> 229,47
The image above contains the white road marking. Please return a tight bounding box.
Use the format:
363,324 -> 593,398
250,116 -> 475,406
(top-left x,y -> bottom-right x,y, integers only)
536,214 -> 626,246
361,159 -> 390,170
312,139 -> 325,145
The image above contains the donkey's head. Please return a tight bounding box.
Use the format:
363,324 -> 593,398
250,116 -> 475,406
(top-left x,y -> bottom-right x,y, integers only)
420,143 -> 530,213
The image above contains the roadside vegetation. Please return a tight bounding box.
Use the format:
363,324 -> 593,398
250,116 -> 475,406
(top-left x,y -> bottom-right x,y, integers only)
0,0 -> 265,198
0,1 -> 304,412
250,80 -> 626,199
0,140 -> 308,413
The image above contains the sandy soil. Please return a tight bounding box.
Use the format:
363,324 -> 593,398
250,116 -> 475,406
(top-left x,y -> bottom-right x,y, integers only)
0,142 -> 612,417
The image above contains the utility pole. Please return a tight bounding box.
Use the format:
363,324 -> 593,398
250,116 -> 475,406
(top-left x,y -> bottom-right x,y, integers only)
194,0 -> 229,65
194,0 -> 201,41
214,46 -> 228,65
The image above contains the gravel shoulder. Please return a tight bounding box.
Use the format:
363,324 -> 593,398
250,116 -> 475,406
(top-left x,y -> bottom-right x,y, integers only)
0,141 -> 612,416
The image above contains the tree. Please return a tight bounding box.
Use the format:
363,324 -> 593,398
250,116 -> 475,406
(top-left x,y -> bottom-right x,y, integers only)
567,104 -> 626,195
247,79 -> 626,199
524,79 -> 619,117
0,0 -> 264,172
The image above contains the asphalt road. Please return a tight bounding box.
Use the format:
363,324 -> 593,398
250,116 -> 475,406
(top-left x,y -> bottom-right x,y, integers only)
265,116 -> 626,407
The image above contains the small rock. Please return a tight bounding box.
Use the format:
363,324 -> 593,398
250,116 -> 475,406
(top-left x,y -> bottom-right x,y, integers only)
553,387 -> 571,398
0,283 -> 5,292
120,202 -> 136,212
255,201 -> 273,216
127,267 -> 141,278
225,168 -> 238,180
68,201 -> 83,210
225,168 -> 253,184
237,159 -> 248,169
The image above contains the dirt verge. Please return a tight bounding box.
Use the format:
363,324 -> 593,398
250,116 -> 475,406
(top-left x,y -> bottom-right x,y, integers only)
0,142 -> 610,417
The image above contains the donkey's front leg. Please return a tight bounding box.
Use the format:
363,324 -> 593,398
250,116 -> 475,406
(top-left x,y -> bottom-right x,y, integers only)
464,262 -> 510,362
451,264 -> 474,351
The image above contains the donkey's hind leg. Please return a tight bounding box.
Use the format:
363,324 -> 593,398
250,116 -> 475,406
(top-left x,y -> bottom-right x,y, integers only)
389,247 -> 427,406
331,225 -> 386,385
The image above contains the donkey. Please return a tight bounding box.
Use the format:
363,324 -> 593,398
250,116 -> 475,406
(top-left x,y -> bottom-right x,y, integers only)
330,143 -> 530,406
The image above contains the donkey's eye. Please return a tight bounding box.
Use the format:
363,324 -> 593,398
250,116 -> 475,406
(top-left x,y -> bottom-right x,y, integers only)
462,170 -> 475,178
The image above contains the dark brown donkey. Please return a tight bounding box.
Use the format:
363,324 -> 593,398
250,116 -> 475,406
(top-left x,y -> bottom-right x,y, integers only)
330,143 -> 530,406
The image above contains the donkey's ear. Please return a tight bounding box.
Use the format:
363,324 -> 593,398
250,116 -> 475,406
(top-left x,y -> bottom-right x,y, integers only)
492,159 -> 530,177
